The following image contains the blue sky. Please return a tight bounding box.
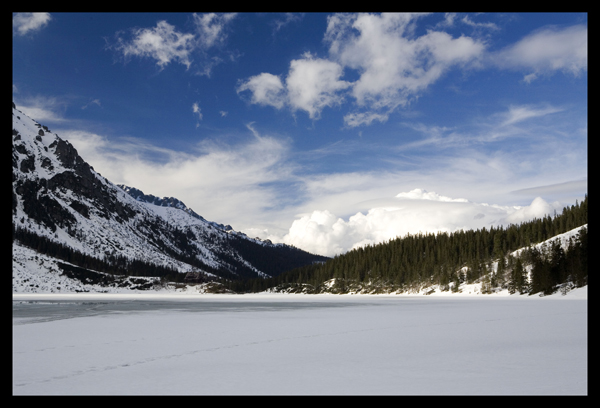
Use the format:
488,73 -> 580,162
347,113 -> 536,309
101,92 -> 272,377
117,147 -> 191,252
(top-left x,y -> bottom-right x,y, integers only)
13,13 -> 587,256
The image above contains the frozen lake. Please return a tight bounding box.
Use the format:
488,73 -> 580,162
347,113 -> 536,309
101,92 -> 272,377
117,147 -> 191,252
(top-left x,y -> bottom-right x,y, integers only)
13,293 -> 587,395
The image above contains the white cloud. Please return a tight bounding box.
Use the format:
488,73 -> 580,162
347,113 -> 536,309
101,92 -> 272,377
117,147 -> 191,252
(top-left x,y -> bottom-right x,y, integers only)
13,12 -> 51,36
399,103 -> 568,150
237,73 -> 286,109
238,53 -> 349,120
81,99 -> 102,110
62,126 -> 295,229
239,13 -> 486,127
395,188 -> 468,202
271,13 -> 303,34
491,24 -> 587,81
343,111 -> 388,128
192,102 -> 203,121
503,197 -> 557,225
110,14 -> 237,73
113,20 -> 196,69
436,13 -> 457,28
511,180 -> 587,197
236,15 -> 586,129
15,96 -> 68,123
435,13 -> 499,31
325,13 -> 485,125
500,104 -> 563,127
285,53 -> 350,119
193,13 -> 237,49
282,191 -> 563,257
460,14 -> 499,31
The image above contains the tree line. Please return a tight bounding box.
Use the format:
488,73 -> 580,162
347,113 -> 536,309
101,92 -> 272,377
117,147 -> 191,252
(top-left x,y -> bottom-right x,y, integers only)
227,195 -> 587,295
13,224 -> 182,282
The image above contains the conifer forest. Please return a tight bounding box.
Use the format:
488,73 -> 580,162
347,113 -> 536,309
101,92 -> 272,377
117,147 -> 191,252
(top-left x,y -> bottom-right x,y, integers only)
228,195 -> 587,295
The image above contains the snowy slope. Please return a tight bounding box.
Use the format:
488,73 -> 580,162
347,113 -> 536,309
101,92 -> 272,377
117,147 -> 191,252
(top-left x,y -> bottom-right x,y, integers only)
403,224 -> 588,297
509,224 -> 587,258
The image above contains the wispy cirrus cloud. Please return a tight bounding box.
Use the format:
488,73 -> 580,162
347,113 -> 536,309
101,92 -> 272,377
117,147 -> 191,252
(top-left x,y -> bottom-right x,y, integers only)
490,24 -> 587,82
193,12 -> 237,49
81,99 -> 102,110
396,103 -> 566,152
13,95 -> 69,123
499,104 -> 564,127
61,124 -> 296,229
270,13 -> 304,35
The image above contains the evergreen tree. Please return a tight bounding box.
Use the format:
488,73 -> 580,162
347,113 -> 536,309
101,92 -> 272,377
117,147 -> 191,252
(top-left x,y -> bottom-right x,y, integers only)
509,257 -> 527,295
495,253 -> 506,289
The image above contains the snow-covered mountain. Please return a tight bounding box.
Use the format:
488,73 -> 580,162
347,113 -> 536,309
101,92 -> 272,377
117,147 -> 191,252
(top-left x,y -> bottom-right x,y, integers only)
12,102 -> 327,292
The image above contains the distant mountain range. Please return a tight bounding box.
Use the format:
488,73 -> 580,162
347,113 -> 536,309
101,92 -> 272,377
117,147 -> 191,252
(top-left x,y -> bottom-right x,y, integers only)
12,102 -> 328,291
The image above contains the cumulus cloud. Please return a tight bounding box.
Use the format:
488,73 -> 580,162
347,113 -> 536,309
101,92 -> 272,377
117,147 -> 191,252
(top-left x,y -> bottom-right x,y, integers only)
13,12 -> 51,36
285,52 -> 350,119
237,53 -> 349,119
325,13 -> 485,126
112,20 -> 196,69
238,13 -> 485,126
283,190 -> 563,257
491,24 -> 587,82
237,73 -> 286,109
237,14 -> 586,127
109,13 -> 236,73
503,197 -> 557,225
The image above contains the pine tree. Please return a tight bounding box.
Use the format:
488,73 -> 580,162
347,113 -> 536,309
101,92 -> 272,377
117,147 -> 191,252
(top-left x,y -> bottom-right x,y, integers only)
514,257 -> 527,294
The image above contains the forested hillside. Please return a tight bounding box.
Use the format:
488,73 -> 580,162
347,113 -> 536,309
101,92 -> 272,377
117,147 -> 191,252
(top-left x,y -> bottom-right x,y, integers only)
229,195 -> 587,295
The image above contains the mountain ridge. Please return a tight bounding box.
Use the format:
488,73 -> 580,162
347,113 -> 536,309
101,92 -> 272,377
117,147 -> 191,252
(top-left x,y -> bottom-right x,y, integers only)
12,102 -> 328,291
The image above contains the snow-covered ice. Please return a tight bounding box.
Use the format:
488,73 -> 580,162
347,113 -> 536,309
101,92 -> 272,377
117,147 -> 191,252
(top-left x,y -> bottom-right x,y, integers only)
13,291 -> 587,395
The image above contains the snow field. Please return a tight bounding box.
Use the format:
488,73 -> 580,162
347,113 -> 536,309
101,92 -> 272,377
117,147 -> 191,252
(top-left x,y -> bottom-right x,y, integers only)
13,293 -> 587,395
